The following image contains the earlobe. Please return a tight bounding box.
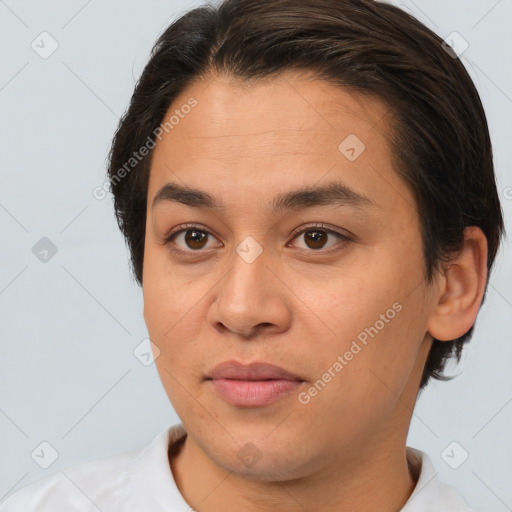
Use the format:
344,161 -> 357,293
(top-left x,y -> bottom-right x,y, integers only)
426,227 -> 488,342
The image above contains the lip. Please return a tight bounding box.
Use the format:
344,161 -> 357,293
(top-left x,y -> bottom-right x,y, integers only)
207,360 -> 303,381
206,360 -> 304,407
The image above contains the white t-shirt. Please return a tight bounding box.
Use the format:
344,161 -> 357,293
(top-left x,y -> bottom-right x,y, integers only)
0,423 -> 474,511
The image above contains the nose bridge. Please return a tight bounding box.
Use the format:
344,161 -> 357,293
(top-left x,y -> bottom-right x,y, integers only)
210,235 -> 289,336
224,236 -> 270,308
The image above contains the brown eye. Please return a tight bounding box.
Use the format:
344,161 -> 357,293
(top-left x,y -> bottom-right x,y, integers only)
164,222 -> 350,257
165,225 -> 220,253
183,229 -> 209,250
302,229 -> 329,250
290,223 -> 350,253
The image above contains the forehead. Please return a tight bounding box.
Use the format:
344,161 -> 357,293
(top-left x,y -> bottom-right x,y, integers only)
147,71 -> 412,216
161,71 -> 391,150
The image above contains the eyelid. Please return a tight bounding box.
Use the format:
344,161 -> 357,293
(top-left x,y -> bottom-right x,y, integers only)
287,223 -> 352,255
164,223 -> 216,243
163,223 -> 223,254
288,222 -> 350,240
164,222 -> 351,255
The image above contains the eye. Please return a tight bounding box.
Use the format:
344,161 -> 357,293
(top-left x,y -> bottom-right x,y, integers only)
164,222 -> 350,256
288,223 -> 350,252
164,224 -> 221,255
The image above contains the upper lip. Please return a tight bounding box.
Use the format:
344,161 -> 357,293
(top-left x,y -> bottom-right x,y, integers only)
206,360 -> 303,381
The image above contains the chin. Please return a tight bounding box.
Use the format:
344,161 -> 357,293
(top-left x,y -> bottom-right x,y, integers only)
204,438 -> 318,483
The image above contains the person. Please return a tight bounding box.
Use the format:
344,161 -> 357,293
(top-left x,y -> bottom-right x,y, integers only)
1,0 -> 505,510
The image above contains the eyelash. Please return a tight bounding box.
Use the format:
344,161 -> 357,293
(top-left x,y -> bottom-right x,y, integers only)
163,223 -> 351,257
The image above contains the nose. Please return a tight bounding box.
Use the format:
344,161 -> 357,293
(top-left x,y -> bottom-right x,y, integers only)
207,244 -> 292,339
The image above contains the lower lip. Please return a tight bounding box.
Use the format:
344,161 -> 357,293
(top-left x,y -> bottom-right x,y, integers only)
209,378 -> 303,407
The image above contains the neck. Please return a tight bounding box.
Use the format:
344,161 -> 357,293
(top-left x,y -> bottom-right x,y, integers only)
170,426 -> 417,512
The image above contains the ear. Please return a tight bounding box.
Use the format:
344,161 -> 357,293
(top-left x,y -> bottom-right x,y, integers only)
426,226 -> 488,341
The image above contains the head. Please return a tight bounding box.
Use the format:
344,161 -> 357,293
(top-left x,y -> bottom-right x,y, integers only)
107,0 -> 504,479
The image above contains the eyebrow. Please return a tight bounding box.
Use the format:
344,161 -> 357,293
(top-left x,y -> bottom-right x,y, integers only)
151,180 -> 376,213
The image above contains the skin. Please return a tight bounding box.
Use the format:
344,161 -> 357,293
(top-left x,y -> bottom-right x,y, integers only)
142,70 -> 488,512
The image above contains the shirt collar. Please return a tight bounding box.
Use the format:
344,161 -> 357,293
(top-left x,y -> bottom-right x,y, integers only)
401,446 -> 474,511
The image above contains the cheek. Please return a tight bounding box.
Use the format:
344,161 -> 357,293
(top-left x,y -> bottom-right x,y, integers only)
292,258 -> 428,406
142,249 -> 208,377
143,246 -> 200,335
288,266 -> 403,349
295,311 -> 424,446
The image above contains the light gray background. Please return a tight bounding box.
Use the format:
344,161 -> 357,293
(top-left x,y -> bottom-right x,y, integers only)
0,0 -> 511,510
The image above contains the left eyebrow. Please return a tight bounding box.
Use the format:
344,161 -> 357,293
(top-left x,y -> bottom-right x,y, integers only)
151,180 -> 377,213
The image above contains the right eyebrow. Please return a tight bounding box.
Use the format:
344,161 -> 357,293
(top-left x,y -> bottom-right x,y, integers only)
151,180 -> 377,213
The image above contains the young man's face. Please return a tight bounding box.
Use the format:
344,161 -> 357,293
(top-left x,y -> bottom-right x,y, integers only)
143,72 -> 439,480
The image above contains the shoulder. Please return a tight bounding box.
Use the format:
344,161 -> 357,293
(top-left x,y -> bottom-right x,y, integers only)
0,448 -> 136,512
0,424 -> 184,512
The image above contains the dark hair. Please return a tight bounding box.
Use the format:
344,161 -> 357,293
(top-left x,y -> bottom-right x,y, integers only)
107,0 -> 504,390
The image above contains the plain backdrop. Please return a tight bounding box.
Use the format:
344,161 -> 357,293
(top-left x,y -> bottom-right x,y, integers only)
0,0 -> 511,510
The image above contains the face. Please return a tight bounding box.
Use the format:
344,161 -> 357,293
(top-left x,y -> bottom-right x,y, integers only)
143,71 -> 439,481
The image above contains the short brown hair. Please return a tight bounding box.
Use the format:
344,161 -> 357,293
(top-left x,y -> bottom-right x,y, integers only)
107,0 -> 504,390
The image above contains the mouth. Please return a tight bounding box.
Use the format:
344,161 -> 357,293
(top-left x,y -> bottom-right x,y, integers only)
205,360 -> 304,407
